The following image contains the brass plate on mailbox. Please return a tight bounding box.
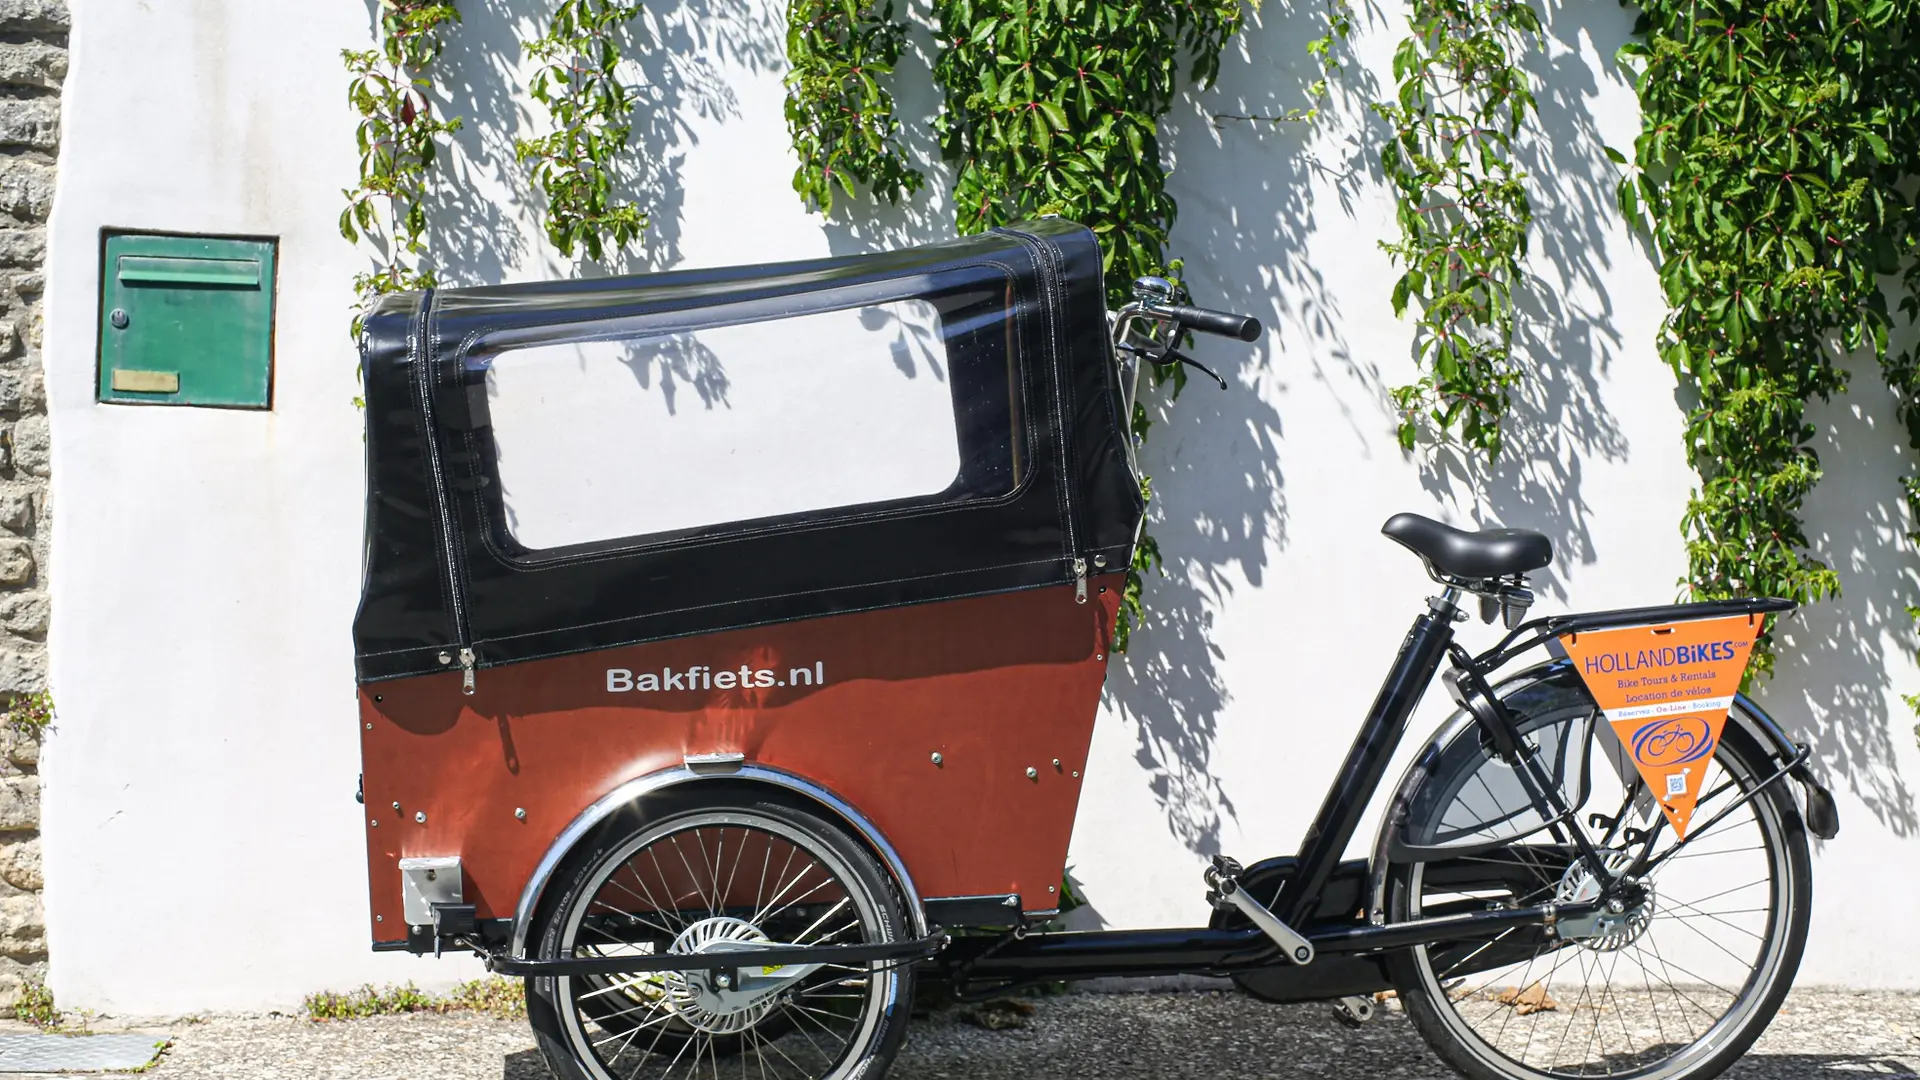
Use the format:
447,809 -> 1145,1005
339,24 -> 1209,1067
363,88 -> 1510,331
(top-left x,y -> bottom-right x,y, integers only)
110,369 -> 180,394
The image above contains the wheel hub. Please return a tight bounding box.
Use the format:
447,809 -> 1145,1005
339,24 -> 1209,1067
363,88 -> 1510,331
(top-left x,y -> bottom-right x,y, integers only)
1554,852 -> 1654,952
658,917 -> 822,1034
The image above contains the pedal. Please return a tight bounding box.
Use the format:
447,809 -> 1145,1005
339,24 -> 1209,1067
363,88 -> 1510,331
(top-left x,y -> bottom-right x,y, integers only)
1333,994 -> 1375,1026
1204,855 -> 1315,965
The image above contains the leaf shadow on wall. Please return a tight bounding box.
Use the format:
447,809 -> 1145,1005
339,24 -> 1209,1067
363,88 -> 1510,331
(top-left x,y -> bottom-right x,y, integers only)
1410,0 -> 1634,605
416,0 -> 788,438
420,0 -> 783,284
1083,1 -> 1380,859
397,0 -> 528,290
1763,347 -> 1920,839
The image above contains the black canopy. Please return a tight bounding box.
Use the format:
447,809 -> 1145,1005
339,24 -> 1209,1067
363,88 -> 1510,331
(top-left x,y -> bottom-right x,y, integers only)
353,220 -> 1142,682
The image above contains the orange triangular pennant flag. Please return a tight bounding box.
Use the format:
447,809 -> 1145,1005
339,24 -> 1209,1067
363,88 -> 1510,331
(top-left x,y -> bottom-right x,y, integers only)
1558,615 -> 1762,839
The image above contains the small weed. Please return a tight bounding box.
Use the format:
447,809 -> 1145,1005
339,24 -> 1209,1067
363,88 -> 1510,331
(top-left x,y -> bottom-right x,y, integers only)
302,983 -> 434,1020
444,977 -> 526,1020
2,691 -> 52,740
13,980 -> 56,1028
127,1039 -> 174,1074
302,977 -> 524,1022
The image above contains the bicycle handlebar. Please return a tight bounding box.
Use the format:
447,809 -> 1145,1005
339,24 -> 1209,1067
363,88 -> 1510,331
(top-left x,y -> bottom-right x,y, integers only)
1153,303 -> 1262,342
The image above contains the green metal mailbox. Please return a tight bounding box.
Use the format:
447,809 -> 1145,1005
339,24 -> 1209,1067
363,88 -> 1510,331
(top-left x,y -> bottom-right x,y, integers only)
97,232 -> 277,408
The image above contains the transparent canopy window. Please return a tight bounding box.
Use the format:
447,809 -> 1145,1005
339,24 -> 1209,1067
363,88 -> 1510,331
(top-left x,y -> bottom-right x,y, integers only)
475,286 -> 1024,554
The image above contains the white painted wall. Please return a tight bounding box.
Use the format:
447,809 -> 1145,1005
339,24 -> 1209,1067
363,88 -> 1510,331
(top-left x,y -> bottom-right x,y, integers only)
39,0 -> 1920,1014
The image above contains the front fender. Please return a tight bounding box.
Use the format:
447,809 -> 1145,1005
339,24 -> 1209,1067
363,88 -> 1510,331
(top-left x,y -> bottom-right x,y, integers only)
508,763 -> 930,958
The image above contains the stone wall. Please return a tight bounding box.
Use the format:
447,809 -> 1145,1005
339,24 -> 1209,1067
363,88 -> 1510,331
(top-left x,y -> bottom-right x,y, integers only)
0,0 -> 61,1006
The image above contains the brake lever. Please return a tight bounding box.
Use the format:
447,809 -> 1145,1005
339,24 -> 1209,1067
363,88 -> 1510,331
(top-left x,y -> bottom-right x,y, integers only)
1156,348 -> 1229,390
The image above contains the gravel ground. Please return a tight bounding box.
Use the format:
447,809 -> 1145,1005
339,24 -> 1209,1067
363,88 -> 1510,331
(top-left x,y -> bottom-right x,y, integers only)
14,987 -> 1914,1079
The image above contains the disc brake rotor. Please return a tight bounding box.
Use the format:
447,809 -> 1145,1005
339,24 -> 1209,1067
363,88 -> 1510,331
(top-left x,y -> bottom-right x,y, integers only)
1554,851 -> 1655,952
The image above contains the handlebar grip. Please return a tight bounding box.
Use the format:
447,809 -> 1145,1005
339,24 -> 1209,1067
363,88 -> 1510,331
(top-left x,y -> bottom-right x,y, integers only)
1156,304 -> 1262,342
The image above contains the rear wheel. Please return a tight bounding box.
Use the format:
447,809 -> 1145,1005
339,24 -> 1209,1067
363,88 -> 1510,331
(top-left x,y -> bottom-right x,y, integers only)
1385,718 -> 1810,1080
526,792 -> 916,1080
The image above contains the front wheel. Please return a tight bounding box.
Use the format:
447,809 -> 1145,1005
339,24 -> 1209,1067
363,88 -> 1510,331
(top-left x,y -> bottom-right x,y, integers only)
1385,719 -> 1811,1080
525,791 -> 916,1080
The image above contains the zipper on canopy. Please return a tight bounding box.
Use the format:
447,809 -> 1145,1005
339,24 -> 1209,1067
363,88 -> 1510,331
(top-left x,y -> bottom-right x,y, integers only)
995,225 -> 1088,602
411,288 -> 478,693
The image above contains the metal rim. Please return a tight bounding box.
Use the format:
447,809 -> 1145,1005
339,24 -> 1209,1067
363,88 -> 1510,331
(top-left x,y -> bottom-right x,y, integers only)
554,809 -> 900,1080
1404,720 -> 1797,1080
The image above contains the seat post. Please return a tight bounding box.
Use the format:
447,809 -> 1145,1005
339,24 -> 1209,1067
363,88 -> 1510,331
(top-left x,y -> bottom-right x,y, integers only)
1274,588 -> 1461,927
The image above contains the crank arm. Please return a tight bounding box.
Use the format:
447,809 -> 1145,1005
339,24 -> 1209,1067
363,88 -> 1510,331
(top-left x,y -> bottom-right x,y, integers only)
1218,879 -> 1316,964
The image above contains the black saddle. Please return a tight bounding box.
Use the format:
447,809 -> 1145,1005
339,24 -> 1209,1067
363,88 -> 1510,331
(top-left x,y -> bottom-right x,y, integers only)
1381,513 -> 1551,580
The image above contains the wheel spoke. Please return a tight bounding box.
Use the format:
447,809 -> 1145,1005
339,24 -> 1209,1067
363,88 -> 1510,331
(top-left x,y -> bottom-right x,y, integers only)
1639,929 -> 1708,1034
751,873 -> 835,929
792,898 -> 853,946
1653,900 -> 1763,969
645,846 -> 695,930
748,862 -> 815,929
1623,934 -> 1672,1050
590,1006 -> 676,1049
1682,876 -> 1768,910
1657,894 -> 1767,941
577,973 -> 667,1002
775,1002 -> 837,1065
670,834 -> 717,919
591,895 -> 678,940
1660,843 -> 1764,862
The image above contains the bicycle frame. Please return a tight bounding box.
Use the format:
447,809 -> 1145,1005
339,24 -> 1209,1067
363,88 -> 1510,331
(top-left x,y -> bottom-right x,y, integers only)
936,588 -> 1820,996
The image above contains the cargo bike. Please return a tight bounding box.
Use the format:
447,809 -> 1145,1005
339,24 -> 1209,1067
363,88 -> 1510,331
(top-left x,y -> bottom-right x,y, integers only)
353,220 -> 1839,1080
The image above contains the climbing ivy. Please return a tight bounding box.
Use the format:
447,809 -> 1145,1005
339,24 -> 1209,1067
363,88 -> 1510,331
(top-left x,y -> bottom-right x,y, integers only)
1879,179 -> 1920,712
1373,0 -> 1538,460
1619,0 -> 1920,673
784,0 -> 924,213
340,0 -> 462,335
516,0 -> 648,261
782,0 -> 1245,648
929,0 -> 1241,303
936,0 -> 1244,648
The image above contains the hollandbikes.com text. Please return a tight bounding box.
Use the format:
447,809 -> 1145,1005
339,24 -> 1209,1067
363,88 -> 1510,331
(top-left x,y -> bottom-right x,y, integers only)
606,663 -> 827,693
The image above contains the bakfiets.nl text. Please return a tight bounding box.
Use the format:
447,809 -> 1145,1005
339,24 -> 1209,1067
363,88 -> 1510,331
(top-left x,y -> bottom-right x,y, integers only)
605,662 -> 826,693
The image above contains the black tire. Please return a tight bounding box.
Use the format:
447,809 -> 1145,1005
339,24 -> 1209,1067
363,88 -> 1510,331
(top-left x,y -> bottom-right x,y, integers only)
1385,719 -> 1811,1080
525,789 -> 916,1080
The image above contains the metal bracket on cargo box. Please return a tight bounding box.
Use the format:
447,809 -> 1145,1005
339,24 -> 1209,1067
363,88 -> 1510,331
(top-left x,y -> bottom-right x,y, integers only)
399,855 -> 463,929
924,894 -> 1026,928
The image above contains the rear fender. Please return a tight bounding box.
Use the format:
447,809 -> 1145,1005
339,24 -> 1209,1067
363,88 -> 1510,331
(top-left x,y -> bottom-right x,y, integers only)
1365,659 -> 1838,922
